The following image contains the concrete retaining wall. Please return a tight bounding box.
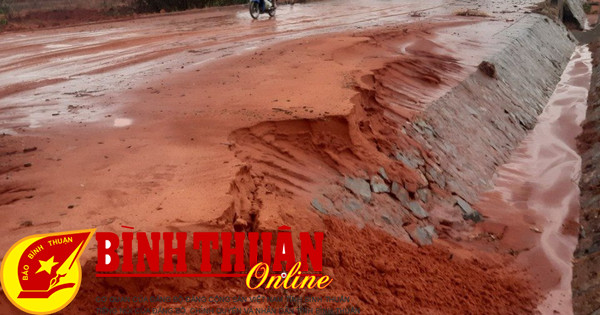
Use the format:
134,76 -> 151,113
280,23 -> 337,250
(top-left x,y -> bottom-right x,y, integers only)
565,0 -> 587,28
406,15 -> 576,205
546,0 -> 588,29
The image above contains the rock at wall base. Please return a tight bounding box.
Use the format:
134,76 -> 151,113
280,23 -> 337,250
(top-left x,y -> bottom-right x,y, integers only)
344,177 -> 372,203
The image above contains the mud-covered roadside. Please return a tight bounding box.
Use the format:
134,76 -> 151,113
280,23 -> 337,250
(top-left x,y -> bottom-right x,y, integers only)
573,41 -> 600,315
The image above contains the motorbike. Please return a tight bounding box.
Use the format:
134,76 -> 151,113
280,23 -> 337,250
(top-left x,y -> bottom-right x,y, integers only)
249,0 -> 277,19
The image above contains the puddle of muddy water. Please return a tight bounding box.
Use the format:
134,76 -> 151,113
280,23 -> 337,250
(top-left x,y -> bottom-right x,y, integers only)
476,45 -> 591,314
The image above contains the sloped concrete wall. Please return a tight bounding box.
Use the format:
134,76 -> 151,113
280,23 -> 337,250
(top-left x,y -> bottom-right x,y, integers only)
547,0 -> 588,29
566,0 -> 588,28
406,15 -> 576,205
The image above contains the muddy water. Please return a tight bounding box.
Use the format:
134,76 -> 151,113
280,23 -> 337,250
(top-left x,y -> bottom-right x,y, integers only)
476,46 -> 592,314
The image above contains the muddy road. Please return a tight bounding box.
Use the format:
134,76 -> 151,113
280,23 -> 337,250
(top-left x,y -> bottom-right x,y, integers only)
0,0 -> 579,313
0,0 -> 539,252
1,0 -> 456,119
0,0 -> 536,131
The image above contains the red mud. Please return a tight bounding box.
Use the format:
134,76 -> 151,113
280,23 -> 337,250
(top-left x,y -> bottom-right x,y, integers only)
318,219 -> 538,314
60,218 -> 538,315
1,9 -> 134,33
222,26 -> 469,239
0,2 -> 551,314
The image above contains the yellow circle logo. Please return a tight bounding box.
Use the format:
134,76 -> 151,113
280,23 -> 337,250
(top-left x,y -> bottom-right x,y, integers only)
1,229 -> 95,314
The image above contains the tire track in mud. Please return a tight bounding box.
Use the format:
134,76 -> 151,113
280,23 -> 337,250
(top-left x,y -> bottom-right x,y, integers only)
0,78 -> 70,99
0,138 -> 38,210
0,33 -> 182,72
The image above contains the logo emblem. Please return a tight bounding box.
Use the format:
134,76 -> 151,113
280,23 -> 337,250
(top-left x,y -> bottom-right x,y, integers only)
1,229 -> 95,314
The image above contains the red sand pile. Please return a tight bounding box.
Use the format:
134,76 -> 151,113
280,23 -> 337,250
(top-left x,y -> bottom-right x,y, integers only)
317,219 -> 539,314
57,218 -> 538,315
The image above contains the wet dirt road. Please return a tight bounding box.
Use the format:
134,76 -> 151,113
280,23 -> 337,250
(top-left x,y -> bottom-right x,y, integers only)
0,0 -> 536,132
0,0 -> 552,256
0,0 -> 541,246
1,0 -> 451,132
